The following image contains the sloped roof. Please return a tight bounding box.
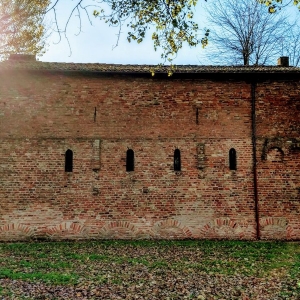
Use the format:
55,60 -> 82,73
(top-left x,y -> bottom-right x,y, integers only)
1,57 -> 300,75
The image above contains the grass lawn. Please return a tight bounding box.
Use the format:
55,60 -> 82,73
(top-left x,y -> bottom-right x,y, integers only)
0,240 -> 299,299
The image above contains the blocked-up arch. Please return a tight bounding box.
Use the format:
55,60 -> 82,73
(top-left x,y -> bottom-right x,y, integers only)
261,138 -> 285,161
0,223 -> 34,241
200,218 -> 252,239
259,217 -> 295,239
267,147 -> 284,162
46,221 -> 86,239
154,219 -> 192,239
100,221 -> 138,238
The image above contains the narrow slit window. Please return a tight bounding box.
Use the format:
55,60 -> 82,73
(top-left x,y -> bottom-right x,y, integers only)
174,148 -> 181,171
65,149 -> 73,172
229,148 -> 237,170
126,149 -> 134,172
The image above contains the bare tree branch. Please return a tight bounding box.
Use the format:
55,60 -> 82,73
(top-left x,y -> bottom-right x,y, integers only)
204,0 -> 290,65
281,23 -> 300,66
44,0 -> 202,63
42,0 -> 299,63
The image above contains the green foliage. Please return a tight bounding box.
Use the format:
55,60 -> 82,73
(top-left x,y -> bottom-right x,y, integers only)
92,0 -> 208,63
46,0 -> 300,66
0,268 -> 78,284
0,0 -> 49,60
257,0 -> 300,12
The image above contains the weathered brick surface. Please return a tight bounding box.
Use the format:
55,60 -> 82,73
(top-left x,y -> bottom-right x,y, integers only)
0,67 -> 299,240
256,81 -> 300,239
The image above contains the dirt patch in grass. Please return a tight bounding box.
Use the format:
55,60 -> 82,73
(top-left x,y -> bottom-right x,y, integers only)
0,240 -> 299,299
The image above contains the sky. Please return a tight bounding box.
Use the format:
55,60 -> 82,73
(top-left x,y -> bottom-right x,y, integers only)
40,1 -> 210,65
40,1 -> 299,65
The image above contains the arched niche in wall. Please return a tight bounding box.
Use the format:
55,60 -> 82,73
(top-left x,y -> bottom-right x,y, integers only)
267,147 -> 284,162
65,149 -> 73,172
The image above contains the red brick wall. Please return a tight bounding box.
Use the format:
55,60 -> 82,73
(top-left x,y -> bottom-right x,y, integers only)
0,70 -> 299,240
256,81 -> 300,239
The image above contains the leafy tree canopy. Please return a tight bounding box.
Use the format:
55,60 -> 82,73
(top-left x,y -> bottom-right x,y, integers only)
258,0 -> 300,13
94,0 -> 211,62
3,0 -> 297,63
46,0 -> 299,63
48,0 -> 210,63
0,0 -> 50,60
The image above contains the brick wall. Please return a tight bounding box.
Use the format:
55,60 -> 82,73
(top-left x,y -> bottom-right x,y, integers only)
0,69 -> 299,240
256,81 -> 300,239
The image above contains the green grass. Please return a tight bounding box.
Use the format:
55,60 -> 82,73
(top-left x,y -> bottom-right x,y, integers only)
0,268 -> 78,284
0,240 -> 299,286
